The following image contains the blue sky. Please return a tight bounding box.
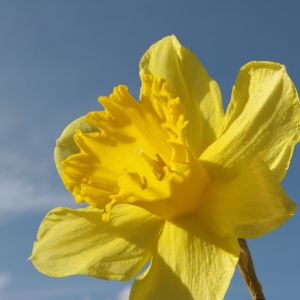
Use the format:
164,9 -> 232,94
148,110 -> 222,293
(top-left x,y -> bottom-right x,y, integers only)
1,1 -> 300,299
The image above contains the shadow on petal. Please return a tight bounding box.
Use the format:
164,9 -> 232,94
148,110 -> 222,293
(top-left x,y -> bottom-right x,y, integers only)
130,254 -> 195,300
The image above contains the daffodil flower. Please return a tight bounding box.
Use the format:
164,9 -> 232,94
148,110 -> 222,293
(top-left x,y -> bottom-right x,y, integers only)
30,36 -> 300,300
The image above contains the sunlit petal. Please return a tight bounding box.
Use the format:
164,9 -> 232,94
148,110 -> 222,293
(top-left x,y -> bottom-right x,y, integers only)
201,62 -> 300,181
30,205 -> 164,281
199,155 -> 296,238
140,36 -> 224,157
130,215 -> 239,300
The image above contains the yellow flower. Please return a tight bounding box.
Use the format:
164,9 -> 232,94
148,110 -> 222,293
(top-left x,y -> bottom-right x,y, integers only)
30,36 -> 299,299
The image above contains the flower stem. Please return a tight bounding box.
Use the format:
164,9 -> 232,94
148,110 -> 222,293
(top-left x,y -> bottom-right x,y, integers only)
238,238 -> 266,300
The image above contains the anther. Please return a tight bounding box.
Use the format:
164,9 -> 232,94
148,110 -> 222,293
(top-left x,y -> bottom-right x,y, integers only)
136,148 -> 164,179
155,153 -> 167,168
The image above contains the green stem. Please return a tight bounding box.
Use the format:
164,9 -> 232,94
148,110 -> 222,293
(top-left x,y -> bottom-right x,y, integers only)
238,239 -> 266,300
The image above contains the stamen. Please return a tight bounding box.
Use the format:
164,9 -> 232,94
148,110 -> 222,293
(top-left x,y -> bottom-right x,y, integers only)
136,148 -> 164,179
155,153 -> 167,168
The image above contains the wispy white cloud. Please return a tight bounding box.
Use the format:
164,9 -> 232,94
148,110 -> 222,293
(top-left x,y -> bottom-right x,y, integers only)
0,150 -> 74,224
117,286 -> 131,300
0,173 -> 73,223
0,173 -> 69,208
0,273 -> 12,296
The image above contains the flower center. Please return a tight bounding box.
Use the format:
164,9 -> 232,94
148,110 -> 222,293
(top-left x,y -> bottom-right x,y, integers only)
111,146 -> 210,221
61,74 -> 210,221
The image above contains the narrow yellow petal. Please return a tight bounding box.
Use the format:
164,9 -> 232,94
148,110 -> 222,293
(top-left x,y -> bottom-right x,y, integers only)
140,35 -> 224,157
199,155 -> 296,239
30,205 -> 164,281
201,62 -> 300,181
130,215 -> 239,300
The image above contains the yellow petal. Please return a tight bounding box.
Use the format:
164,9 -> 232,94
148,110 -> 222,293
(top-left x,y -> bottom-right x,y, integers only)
198,156 -> 296,239
30,205 -> 164,281
130,215 -> 239,300
54,116 -> 98,178
140,35 -> 224,157
201,62 -> 300,181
